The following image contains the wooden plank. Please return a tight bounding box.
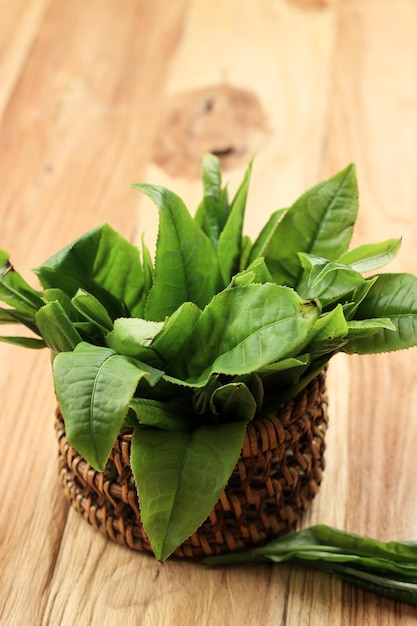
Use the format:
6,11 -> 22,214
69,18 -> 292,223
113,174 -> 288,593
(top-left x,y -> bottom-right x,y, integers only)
316,0 -> 417,622
0,0 -> 188,267
0,349 -> 61,626
0,0 -> 52,118
0,1 -> 188,624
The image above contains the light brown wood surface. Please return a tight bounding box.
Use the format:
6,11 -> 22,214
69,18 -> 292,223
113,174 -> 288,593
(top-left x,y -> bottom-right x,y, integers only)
1,1 -> 417,624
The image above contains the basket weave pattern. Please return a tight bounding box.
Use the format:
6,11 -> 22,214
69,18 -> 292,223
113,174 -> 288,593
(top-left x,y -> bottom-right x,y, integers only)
56,370 -> 328,558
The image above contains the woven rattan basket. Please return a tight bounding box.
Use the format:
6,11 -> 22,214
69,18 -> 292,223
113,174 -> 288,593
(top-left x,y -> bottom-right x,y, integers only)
56,369 -> 328,558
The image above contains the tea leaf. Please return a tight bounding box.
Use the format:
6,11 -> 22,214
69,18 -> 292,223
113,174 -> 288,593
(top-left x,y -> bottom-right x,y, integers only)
131,420 -> 248,561
34,224 -> 147,319
129,397 -> 195,431
337,238 -> 402,273
0,251 -> 44,316
43,288 -> 76,317
141,233 -> 154,295
210,382 -> 257,422
248,208 -> 287,264
298,254 -> 365,307
345,318 -> 396,340
151,302 -> 201,374
256,354 -> 311,391
36,301 -> 82,353
342,277 -> 379,320
0,335 -> 46,349
71,289 -> 114,333
308,305 -> 348,359
53,343 -> 161,470
135,184 -> 221,320
217,159 -> 252,284
183,284 -> 319,385
204,525 -> 417,607
0,306 -> 41,335
344,273 -> 417,353
228,258 -> 272,288
196,153 -> 228,247
106,317 -> 164,362
263,165 -> 358,286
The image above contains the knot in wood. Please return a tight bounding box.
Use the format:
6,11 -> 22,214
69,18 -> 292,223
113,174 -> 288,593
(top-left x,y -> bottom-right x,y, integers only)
153,84 -> 267,179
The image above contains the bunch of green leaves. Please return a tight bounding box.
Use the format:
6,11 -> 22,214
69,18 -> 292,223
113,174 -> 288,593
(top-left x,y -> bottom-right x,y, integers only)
1,154 -> 417,561
204,525 -> 417,607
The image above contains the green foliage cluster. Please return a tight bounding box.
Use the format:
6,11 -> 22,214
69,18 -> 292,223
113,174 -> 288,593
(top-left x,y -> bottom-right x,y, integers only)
1,155 -> 417,561
205,525 -> 417,607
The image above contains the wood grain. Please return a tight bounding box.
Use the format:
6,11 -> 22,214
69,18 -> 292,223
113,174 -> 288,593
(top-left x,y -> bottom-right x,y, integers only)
1,1 -> 417,624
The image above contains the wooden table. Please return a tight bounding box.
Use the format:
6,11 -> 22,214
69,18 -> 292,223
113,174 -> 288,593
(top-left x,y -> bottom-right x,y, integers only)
1,1 -> 417,624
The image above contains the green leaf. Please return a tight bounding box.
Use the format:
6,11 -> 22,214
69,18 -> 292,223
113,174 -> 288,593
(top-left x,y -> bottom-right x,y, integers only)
209,382 -> 257,422
257,354 -> 311,384
217,159 -> 252,285
0,306 -> 41,335
256,354 -> 311,407
0,335 -> 46,349
0,248 -> 8,267
231,373 -> 264,410
345,318 -> 396,340
337,238 -> 402,273
35,301 -> 82,352
43,288 -> 76,317
134,184 -> 221,320
228,257 -> 272,288
205,524 -> 417,566
141,233 -> 154,296
263,356 -> 330,408
192,375 -> 221,415
105,317 -> 164,363
72,321 -> 107,345
196,153 -> 228,248
248,208 -> 287,265
0,253 -> 44,316
129,397 -> 195,431
131,420 -> 248,560
263,165 -> 358,286
0,308 -> 22,324
298,254 -> 365,307
71,289 -> 114,333
307,305 -> 348,359
151,302 -> 201,374
53,343 -> 156,470
34,223 -> 147,319
204,525 -> 417,607
344,273 -> 417,353
183,284 -> 320,385
239,235 -> 253,271
342,277 -> 379,320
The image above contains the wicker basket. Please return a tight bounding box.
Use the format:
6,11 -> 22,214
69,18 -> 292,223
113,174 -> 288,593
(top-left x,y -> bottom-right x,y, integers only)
56,370 -> 328,558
